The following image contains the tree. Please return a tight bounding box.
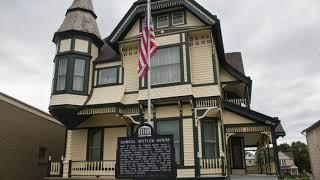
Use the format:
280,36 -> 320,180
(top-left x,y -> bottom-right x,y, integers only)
278,143 -> 292,152
291,141 -> 311,173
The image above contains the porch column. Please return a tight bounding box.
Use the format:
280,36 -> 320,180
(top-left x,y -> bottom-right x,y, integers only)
271,128 -> 280,178
63,130 -> 72,178
192,100 -> 200,178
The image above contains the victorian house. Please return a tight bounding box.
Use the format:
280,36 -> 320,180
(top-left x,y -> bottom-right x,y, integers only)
46,0 -> 286,179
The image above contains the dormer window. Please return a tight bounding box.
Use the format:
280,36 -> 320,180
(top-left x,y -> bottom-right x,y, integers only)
157,15 -> 169,28
56,58 -> 68,91
172,12 -> 184,25
97,67 -> 119,86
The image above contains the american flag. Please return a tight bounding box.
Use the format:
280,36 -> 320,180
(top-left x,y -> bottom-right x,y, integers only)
138,16 -> 157,79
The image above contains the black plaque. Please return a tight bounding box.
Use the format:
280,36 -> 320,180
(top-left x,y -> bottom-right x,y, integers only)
115,123 -> 177,179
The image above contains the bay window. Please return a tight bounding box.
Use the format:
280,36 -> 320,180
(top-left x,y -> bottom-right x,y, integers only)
156,120 -> 182,165
53,56 -> 89,95
56,58 -> 68,91
72,59 -> 86,91
151,46 -> 181,85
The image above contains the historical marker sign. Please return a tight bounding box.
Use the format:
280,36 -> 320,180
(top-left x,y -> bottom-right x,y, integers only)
115,124 -> 177,179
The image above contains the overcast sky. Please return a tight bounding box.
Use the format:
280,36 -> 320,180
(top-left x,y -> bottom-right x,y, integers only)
1,0 -> 319,144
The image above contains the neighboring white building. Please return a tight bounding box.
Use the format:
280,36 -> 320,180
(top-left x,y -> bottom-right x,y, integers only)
278,151 -> 299,176
245,152 -> 257,167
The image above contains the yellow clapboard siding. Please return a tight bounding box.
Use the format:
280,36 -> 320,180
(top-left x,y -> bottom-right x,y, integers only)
223,110 -> 256,124
192,85 -> 220,98
138,84 -> 193,100
156,34 -> 180,46
183,119 -> 194,166
177,169 -> 195,178
221,68 -> 238,82
77,114 -> 126,128
122,46 -> 139,92
50,94 -> 87,106
103,127 -> 127,160
70,130 -> 87,161
182,104 -> 192,116
156,105 -> 180,119
190,41 -> 214,85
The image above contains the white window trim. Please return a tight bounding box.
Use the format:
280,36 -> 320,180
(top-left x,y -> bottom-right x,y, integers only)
172,12 -> 185,26
157,14 -> 169,28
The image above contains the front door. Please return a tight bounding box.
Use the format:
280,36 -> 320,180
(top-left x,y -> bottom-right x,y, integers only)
231,137 -> 245,169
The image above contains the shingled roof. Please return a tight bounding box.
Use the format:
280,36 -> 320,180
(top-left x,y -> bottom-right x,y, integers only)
55,0 -> 101,41
225,52 -> 245,75
94,39 -> 120,63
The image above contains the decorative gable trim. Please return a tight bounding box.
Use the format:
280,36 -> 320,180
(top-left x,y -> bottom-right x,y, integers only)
107,0 -> 217,45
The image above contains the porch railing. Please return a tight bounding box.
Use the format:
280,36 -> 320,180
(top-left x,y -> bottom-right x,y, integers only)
226,99 -> 248,107
196,99 -> 218,108
200,158 -> 223,175
70,160 -> 116,177
48,161 -> 63,177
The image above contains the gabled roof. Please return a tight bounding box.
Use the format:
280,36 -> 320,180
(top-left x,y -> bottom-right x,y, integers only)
302,120 -> 320,133
105,0 -> 253,94
0,92 -> 63,126
107,0 -> 218,46
222,100 -> 280,127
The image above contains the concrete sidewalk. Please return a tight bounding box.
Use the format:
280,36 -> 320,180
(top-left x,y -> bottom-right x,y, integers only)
231,175 -> 278,180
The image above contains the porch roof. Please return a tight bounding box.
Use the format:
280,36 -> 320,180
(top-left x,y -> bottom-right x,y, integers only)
222,100 -> 280,127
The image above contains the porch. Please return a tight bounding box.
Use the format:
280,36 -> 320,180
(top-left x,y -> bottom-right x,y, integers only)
47,158 -> 225,179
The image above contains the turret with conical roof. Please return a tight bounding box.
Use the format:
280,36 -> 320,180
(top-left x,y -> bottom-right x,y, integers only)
53,0 -> 103,47
49,0 -> 103,127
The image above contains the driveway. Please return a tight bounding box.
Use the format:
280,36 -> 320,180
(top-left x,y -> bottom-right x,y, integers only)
231,175 -> 278,180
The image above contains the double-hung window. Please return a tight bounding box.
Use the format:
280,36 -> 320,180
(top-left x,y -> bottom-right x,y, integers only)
202,120 -> 218,159
87,128 -> 103,161
151,46 -> 181,85
98,67 -> 118,85
56,58 -> 68,91
157,120 -> 181,165
72,59 -> 86,91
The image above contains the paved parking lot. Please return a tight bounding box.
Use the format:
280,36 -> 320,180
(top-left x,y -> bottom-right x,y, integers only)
231,175 -> 278,180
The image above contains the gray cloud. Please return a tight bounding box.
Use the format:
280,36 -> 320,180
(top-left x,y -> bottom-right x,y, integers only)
1,0 -> 319,144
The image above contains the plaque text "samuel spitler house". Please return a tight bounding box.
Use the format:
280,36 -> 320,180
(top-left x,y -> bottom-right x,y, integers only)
115,127 -> 177,179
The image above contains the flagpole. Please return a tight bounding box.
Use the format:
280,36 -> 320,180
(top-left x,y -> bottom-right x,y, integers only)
147,0 -> 152,126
